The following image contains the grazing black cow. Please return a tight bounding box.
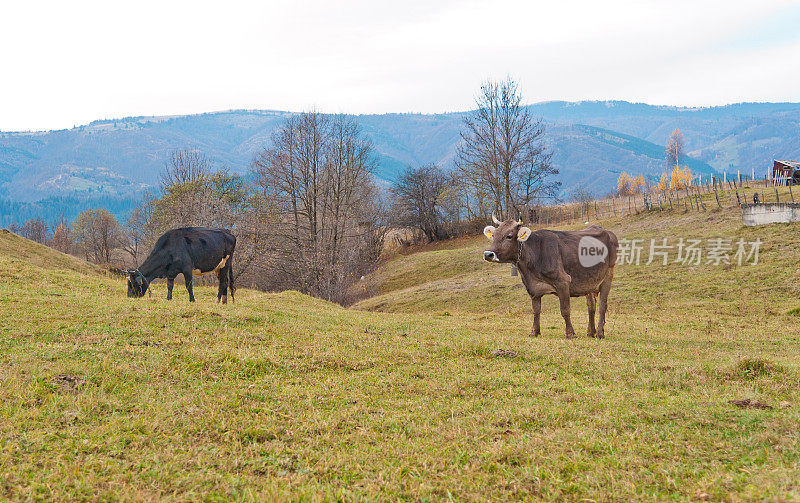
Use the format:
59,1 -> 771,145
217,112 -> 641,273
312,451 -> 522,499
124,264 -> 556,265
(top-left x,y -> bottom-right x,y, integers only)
126,227 -> 236,303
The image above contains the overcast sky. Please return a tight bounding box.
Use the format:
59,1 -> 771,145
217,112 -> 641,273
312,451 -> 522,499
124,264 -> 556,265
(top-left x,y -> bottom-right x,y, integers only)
2,0 -> 800,131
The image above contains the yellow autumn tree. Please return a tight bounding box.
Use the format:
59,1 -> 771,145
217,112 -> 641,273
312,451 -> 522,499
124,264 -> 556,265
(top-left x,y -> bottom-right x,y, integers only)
658,172 -> 670,190
633,175 -> 645,194
618,172 -> 646,195
617,172 -> 633,195
655,165 -> 692,190
669,165 -> 692,190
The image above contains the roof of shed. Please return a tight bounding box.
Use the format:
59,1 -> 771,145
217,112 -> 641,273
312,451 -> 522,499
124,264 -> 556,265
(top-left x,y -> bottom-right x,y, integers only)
775,160 -> 800,169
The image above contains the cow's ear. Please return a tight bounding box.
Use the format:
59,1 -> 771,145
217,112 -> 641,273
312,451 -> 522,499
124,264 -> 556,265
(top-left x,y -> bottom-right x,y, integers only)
517,226 -> 532,242
483,225 -> 495,240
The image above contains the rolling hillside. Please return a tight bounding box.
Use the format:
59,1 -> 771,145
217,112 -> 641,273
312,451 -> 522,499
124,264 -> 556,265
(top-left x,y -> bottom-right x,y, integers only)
3,101 -> 800,224
2,202 -> 799,500
0,228 -> 104,276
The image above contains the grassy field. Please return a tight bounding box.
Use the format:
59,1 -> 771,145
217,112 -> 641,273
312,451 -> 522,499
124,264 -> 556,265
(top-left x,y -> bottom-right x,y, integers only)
1,201 -> 800,501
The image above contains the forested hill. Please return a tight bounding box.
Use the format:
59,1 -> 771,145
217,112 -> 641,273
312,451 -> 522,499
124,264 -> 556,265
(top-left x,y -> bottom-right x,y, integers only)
2,100 -> 800,224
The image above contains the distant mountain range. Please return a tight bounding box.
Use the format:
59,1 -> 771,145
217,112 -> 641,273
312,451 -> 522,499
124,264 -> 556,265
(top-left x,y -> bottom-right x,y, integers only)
2,101 -> 799,225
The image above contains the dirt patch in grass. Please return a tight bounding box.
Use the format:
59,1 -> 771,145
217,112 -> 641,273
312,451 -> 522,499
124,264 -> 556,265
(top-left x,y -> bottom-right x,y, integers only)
130,341 -> 161,348
51,375 -> 85,394
728,398 -> 773,410
492,349 -> 518,358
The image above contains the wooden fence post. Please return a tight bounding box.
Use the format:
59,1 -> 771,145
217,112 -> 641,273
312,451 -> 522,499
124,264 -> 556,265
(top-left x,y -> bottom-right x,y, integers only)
697,186 -> 706,210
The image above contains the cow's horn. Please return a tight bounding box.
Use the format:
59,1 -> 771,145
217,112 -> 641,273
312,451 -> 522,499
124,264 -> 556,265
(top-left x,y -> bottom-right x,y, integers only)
491,212 -> 501,225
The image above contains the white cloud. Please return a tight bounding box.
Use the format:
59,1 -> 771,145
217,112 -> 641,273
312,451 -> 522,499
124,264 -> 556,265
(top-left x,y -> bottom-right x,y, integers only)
0,0 -> 798,131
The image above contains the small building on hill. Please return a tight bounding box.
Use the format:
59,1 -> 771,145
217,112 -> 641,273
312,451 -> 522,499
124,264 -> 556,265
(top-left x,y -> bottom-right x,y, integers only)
772,160 -> 800,185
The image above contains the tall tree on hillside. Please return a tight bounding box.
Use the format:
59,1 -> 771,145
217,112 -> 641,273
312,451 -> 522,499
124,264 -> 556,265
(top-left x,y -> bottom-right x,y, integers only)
160,149 -> 212,190
21,218 -> 48,244
665,128 -> 685,171
49,216 -> 73,254
391,164 -> 451,242
147,148 -> 251,236
252,111 -> 384,303
123,200 -> 154,265
152,149 -> 213,228
456,77 -> 558,221
72,208 -> 123,263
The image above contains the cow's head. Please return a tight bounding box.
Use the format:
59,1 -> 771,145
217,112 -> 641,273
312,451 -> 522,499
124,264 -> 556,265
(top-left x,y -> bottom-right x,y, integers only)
483,214 -> 532,263
126,269 -> 149,298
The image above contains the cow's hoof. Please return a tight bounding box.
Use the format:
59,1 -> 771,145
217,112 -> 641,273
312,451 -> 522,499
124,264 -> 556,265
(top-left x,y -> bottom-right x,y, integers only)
531,331 -> 540,338
565,332 -> 576,339
587,331 -> 597,338
596,331 -> 605,339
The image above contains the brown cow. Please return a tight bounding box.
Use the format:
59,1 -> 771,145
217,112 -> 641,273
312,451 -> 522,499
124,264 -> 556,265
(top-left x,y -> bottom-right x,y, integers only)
483,216 -> 618,339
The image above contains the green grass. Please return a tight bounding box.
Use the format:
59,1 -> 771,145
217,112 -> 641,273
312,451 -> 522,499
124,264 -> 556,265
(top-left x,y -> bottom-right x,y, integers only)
2,205 -> 800,501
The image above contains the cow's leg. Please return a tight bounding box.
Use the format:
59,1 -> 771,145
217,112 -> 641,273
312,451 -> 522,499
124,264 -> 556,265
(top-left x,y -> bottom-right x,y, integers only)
596,273 -> 613,339
227,255 -> 235,303
166,277 -> 175,300
556,286 -> 575,339
216,268 -> 228,304
531,295 -> 542,337
183,271 -> 195,302
586,293 -> 597,338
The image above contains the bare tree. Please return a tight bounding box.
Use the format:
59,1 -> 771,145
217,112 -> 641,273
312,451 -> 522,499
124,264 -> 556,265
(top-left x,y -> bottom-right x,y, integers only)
570,183 -> 595,220
514,139 -> 559,221
48,216 -> 73,254
150,150 -> 214,229
251,111 -> 383,303
391,164 -> 451,242
456,77 -> 559,220
665,128 -> 685,171
122,199 -> 154,265
20,218 -> 48,244
160,149 -> 212,190
72,208 -> 123,263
